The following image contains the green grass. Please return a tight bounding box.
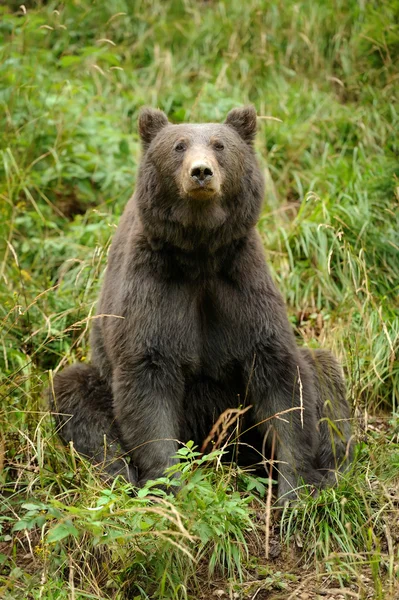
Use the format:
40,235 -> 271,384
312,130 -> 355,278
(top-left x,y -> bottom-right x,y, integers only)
1,0 -> 398,598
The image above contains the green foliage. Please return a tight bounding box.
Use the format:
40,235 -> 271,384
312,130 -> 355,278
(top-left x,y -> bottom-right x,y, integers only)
1,0 -> 398,598
2,444 -> 257,599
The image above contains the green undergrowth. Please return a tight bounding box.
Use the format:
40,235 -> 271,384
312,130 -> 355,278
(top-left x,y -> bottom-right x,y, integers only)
1,445 -> 258,599
1,430 -> 399,599
1,0 -> 398,598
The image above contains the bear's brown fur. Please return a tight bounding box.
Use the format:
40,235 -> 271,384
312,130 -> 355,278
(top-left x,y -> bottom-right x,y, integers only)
49,106 -> 352,501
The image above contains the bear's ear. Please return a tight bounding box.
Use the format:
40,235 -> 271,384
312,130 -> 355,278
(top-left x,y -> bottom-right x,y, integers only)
224,105 -> 257,145
138,107 -> 169,148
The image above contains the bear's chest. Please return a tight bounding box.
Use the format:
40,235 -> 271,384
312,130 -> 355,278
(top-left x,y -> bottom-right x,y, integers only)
192,279 -> 261,374
108,244 -> 269,376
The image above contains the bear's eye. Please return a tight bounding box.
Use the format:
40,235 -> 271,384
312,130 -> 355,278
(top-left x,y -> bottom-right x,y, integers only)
174,142 -> 187,152
213,141 -> 225,151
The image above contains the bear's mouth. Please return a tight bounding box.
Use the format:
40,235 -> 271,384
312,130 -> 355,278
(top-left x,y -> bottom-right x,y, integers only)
185,187 -> 219,200
183,179 -> 221,200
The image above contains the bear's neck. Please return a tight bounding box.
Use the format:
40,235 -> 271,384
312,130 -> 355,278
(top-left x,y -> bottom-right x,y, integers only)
143,234 -> 249,281
137,201 -> 259,255
134,179 -> 262,255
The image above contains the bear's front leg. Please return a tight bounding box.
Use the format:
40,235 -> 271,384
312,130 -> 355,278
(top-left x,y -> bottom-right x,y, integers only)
246,342 -> 322,503
112,352 -> 184,487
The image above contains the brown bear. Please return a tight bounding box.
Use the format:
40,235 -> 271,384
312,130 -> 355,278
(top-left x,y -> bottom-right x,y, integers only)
49,106 -> 352,501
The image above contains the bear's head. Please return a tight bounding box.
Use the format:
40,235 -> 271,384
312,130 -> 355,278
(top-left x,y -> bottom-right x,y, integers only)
135,106 -> 264,251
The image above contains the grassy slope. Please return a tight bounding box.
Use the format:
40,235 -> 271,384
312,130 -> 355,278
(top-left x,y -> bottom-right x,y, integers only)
0,1 -> 398,598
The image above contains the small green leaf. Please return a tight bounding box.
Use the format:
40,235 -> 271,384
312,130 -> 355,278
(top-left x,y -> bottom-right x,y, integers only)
59,55 -> 82,67
21,503 -> 43,511
0,553 -> 8,566
12,520 -> 31,532
47,522 -> 79,543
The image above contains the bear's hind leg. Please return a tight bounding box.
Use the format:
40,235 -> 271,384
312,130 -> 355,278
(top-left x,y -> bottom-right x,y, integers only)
301,348 -> 353,479
48,363 -> 137,484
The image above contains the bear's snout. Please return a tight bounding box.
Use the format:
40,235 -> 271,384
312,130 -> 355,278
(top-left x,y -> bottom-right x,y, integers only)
182,152 -> 221,199
190,161 -> 214,184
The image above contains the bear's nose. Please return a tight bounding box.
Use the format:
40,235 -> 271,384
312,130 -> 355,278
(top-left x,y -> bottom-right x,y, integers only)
190,163 -> 214,183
